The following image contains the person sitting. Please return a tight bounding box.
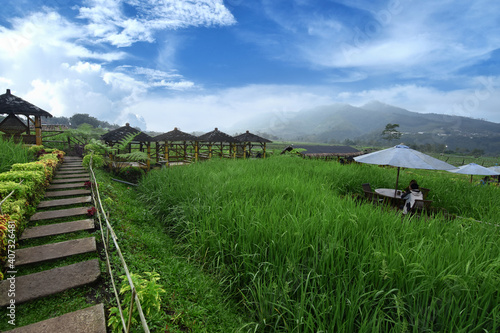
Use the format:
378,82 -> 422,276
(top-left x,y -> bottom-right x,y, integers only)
401,182 -> 423,214
480,176 -> 490,185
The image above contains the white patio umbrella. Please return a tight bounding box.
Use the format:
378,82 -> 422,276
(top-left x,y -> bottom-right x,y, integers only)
354,145 -> 457,196
488,166 -> 500,174
449,163 -> 499,183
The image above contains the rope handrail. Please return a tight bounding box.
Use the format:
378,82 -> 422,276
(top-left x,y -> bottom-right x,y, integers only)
88,154 -> 150,333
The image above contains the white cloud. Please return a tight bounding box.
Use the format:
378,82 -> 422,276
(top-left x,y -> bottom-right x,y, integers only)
78,0 -> 236,47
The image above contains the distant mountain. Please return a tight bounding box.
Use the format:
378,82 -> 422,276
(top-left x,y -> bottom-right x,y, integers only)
231,101 -> 500,155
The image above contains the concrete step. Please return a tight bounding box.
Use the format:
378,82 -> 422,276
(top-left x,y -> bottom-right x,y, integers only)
5,303 -> 106,333
44,189 -> 91,198
20,219 -> 95,240
6,237 -> 97,267
0,259 -> 101,306
38,196 -> 92,209
53,173 -> 89,179
51,177 -> 90,184
56,170 -> 87,175
48,183 -> 87,190
30,207 -> 92,221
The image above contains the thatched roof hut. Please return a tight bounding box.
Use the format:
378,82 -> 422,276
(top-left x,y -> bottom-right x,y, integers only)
100,123 -> 153,144
153,128 -> 198,166
101,123 -> 154,170
233,130 -> 272,143
198,128 -> 240,143
153,127 -> 198,142
0,89 -> 53,145
197,128 -> 240,159
234,130 -> 272,158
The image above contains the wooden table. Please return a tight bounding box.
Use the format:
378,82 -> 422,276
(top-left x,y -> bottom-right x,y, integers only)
375,188 -> 405,208
375,188 -> 402,198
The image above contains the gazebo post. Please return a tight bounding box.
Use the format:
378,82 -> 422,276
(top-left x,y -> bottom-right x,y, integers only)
195,141 -> 199,162
34,115 -> 42,145
165,142 -> 169,167
147,143 -> 151,171
263,142 -> 267,159
155,143 -> 159,163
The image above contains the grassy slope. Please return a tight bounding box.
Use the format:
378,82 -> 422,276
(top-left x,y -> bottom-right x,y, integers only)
94,169 -> 251,332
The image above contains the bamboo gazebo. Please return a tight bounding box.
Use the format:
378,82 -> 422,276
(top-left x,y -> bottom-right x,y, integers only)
197,128 -> 240,159
100,123 -> 154,170
234,130 -> 272,158
0,89 -> 53,145
153,127 -> 198,166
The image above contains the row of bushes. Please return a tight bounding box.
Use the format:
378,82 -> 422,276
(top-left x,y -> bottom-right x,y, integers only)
0,146 -> 65,279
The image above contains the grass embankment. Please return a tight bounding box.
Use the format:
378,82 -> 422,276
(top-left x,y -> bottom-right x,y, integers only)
137,156 -> 500,332
94,169 -> 250,332
0,138 -> 30,172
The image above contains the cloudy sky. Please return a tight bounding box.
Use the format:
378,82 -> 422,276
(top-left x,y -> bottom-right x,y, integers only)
1,0 -> 499,132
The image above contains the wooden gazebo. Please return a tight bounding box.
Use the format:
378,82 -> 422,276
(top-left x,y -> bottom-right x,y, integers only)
197,128 -> 240,159
234,130 -> 272,158
100,123 -> 154,170
153,128 -> 198,166
0,89 -> 53,145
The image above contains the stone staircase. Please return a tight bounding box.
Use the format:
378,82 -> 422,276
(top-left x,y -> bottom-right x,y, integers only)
0,156 -> 106,332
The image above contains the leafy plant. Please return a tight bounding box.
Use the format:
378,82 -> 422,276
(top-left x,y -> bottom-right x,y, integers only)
108,271 -> 166,332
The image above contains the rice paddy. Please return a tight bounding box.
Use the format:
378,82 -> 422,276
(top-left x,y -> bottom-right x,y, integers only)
138,156 -> 500,332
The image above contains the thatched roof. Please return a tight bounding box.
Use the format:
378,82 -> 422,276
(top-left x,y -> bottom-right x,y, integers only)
100,123 -> 153,143
234,130 -> 272,143
154,127 -> 198,142
0,114 -> 28,134
198,128 -> 240,143
0,89 -> 53,118
289,145 -> 362,157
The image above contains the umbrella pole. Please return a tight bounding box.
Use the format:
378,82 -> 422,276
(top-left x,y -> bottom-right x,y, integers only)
394,167 -> 400,197
470,175 -> 473,183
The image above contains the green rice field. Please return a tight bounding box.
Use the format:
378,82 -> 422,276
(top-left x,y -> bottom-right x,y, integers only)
138,155 -> 500,332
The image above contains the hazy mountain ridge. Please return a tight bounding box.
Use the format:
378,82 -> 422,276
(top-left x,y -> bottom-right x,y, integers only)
232,101 -> 500,154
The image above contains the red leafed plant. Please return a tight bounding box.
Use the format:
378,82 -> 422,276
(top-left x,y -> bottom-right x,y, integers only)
84,181 -> 93,189
87,207 -> 97,217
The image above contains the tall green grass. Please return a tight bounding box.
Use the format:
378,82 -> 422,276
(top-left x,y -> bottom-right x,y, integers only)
138,156 -> 500,332
0,137 -> 30,173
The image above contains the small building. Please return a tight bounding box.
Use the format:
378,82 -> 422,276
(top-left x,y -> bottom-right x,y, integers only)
153,128 -> 198,166
233,130 -> 272,158
197,128 -> 240,159
0,89 -> 53,145
100,123 -> 154,170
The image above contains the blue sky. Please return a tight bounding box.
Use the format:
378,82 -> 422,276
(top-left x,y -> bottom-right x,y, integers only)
1,0 -> 499,132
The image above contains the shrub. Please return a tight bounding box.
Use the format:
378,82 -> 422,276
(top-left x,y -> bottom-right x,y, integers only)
83,154 -> 105,169
108,271 -> 166,332
117,166 -> 144,183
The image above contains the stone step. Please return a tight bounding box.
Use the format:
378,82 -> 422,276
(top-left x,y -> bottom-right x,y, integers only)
59,167 -> 84,171
48,183 -> 87,190
38,196 -> 92,209
44,189 -> 91,198
63,157 -> 83,161
5,303 -> 106,333
20,219 -> 95,240
51,177 -> 90,184
30,207 -> 92,221
6,237 -> 97,267
53,173 -> 89,179
0,259 -> 101,306
56,170 -> 87,175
